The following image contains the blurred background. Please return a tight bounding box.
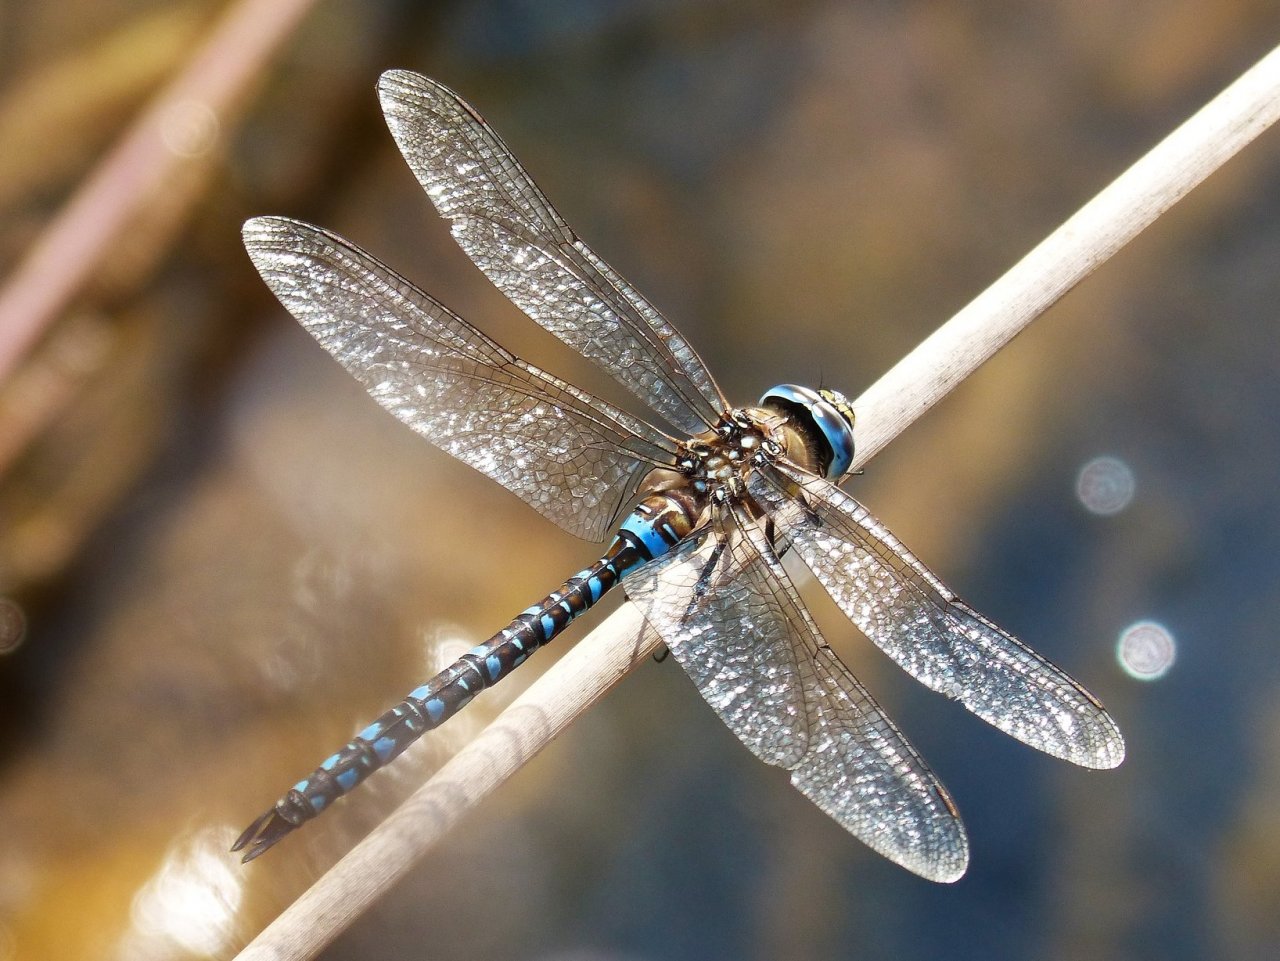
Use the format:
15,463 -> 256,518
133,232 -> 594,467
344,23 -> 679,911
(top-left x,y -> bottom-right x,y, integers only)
2,1 -> 1279,959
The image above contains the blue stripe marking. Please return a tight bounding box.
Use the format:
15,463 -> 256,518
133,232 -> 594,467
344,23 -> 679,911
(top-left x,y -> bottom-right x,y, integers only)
373,736 -> 397,762
358,721 -> 384,741
485,655 -> 502,681
293,778 -> 310,793
588,574 -> 604,603
425,698 -> 445,722
310,794 -> 328,813
540,613 -> 556,637
620,512 -> 670,559
336,768 -> 360,792
409,685 -> 432,702
469,644 -> 490,659
320,753 -> 340,771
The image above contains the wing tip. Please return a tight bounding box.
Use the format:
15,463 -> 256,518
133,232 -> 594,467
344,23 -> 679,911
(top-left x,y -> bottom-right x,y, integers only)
1083,721 -> 1127,770
376,67 -> 413,100
919,821 -> 970,883
791,773 -> 971,883
929,860 -> 969,884
241,214 -> 276,246
1050,700 -> 1126,769
1001,710 -> 1127,770
242,215 -> 317,251
241,216 -> 284,277
378,69 -> 456,115
881,837 -> 969,884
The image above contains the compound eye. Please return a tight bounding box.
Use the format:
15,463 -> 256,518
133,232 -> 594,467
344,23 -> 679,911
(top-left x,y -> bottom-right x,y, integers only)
758,384 -> 856,480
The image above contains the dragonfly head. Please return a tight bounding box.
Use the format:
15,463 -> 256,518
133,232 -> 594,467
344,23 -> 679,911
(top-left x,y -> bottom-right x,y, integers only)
759,384 -> 856,480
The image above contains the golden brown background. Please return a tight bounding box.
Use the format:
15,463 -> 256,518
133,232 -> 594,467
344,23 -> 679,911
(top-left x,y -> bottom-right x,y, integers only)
2,1 -> 1279,959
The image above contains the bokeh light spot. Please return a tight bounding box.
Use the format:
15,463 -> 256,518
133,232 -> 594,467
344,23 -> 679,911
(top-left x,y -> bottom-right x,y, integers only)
0,599 -> 25,653
1117,620 -> 1176,680
160,99 -> 220,158
1076,455 -> 1136,515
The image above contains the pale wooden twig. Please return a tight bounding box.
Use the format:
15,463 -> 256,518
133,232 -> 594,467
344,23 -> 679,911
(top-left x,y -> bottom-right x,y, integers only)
234,42 -> 1280,961
0,0 -> 320,385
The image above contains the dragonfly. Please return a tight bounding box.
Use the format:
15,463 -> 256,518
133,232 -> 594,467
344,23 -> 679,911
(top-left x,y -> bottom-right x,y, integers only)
233,70 -> 1124,881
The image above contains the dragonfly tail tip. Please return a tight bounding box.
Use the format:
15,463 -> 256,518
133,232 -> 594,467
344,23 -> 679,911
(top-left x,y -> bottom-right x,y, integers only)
231,807 -> 297,862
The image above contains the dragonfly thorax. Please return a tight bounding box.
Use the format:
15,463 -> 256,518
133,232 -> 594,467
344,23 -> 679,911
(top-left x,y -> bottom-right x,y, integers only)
675,413 -> 779,502
621,416 -> 776,559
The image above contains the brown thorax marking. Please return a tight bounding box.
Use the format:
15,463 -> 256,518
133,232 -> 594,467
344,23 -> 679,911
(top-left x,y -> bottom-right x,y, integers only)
636,403 -> 826,531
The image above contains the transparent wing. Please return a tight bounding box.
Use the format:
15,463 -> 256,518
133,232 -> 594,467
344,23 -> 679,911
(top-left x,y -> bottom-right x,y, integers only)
793,644 -> 969,883
751,462 -> 1125,769
377,70 -> 727,436
626,507 -> 968,882
244,216 -> 677,542
623,520 -> 812,768
733,508 -> 968,883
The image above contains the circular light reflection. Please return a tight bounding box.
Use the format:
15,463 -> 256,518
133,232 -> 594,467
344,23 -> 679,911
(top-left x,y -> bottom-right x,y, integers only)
1076,455 -> 1136,515
0,599 -> 25,653
422,625 -> 475,674
160,99 -> 220,158
1117,620 -> 1176,680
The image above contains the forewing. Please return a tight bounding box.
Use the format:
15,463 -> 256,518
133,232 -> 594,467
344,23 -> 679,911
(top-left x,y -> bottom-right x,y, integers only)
243,216 -> 676,542
377,70 -> 727,435
752,463 -> 1125,769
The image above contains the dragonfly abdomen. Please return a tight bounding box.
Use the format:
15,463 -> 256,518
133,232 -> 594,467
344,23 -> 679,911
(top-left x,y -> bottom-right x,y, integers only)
233,493 -> 700,861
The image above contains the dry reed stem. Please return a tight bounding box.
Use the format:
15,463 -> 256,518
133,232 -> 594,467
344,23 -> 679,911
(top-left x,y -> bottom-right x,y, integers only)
0,0 -> 320,385
234,41 -> 1280,961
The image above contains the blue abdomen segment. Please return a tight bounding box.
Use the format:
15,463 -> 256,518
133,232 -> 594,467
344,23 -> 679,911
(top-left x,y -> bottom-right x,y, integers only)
232,531 -> 652,862
619,492 -> 695,562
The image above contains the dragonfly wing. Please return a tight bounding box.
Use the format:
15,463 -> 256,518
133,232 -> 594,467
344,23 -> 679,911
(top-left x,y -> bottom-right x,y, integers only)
790,642 -> 970,882
623,522 -> 812,769
751,462 -> 1125,769
244,216 -> 676,542
626,508 -> 967,882
377,70 -> 727,436
735,506 -> 968,882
